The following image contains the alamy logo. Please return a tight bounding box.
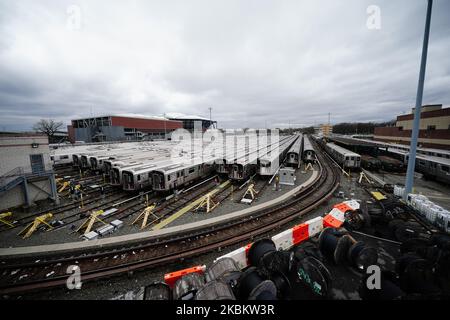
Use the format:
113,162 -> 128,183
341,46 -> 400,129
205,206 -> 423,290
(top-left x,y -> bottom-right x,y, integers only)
366,265 -> 381,290
366,5 -> 381,30
66,5 -> 82,31
66,265 -> 82,289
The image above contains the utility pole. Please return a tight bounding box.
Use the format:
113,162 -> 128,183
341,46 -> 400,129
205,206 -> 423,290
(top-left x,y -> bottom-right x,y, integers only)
404,0 -> 433,200
208,107 -> 212,128
164,113 -> 167,140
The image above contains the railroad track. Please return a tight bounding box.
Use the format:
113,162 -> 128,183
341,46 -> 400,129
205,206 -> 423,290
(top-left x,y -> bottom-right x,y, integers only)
0,187 -> 126,233
0,142 -> 340,295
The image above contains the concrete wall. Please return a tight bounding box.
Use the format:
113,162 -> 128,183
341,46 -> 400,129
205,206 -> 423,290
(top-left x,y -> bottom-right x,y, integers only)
74,126 -> 125,142
0,134 -> 55,210
101,126 -> 125,141
0,134 -> 51,176
397,116 -> 450,130
0,178 -> 52,211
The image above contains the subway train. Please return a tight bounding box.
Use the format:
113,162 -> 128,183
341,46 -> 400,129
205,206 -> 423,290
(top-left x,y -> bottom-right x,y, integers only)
325,143 -> 361,169
361,154 -> 382,171
302,135 -> 316,163
286,134 -> 303,168
152,162 -> 214,192
259,135 -> 297,176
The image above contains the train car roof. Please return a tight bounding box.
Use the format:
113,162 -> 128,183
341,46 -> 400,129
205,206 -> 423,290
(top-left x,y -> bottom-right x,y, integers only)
287,135 -> 302,154
387,148 -> 450,166
326,142 -> 360,157
259,136 -> 297,162
302,135 -> 314,149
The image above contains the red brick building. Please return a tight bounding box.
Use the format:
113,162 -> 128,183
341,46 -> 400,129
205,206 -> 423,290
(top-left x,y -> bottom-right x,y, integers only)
374,104 -> 450,150
67,114 -> 183,143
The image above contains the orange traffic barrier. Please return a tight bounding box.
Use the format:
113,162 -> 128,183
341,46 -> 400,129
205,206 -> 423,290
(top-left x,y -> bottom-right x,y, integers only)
164,265 -> 206,287
323,213 -> 344,228
333,202 -> 353,213
292,223 -> 309,245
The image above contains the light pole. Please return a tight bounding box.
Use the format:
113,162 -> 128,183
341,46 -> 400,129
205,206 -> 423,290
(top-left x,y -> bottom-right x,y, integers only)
164,113 -> 167,140
208,107 -> 212,128
404,0 -> 433,200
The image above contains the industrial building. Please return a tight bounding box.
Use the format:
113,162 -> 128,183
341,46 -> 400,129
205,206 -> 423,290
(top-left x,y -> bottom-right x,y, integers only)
314,124 -> 333,137
166,113 -> 217,132
67,114 -> 183,143
0,133 -> 58,211
374,104 -> 450,150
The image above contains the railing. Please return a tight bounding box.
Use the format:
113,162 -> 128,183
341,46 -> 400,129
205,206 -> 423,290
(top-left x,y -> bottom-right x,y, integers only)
0,167 -> 25,188
0,166 -> 54,189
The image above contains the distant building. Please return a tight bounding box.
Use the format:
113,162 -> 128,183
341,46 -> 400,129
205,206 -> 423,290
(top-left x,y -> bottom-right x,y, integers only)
321,124 -> 333,137
374,104 -> 450,150
49,131 -> 69,144
314,124 -> 333,137
67,114 -> 183,143
0,133 -> 58,210
166,113 -> 217,132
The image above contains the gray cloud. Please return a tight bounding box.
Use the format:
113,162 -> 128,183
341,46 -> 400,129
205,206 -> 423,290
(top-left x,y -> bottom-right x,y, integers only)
0,0 -> 449,131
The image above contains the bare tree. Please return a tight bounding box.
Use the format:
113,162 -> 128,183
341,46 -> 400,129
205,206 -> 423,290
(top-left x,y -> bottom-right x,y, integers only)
33,119 -> 63,137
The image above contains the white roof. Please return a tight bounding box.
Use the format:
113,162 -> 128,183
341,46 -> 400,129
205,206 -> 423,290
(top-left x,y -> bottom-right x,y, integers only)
386,148 -> 450,166
327,143 -> 360,157
165,112 -> 211,121
72,114 -> 171,121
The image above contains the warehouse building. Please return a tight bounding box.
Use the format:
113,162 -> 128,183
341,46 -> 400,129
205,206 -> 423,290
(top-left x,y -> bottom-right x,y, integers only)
374,104 -> 450,150
0,133 -> 58,211
67,114 -> 183,143
166,113 -> 217,132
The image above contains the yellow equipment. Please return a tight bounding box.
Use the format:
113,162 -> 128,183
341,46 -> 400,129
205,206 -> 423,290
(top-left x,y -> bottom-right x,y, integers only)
58,181 -> 69,193
371,191 -> 387,201
241,183 -> 258,204
18,213 -> 53,239
153,180 -> 231,230
132,204 -> 157,229
76,210 -> 105,234
194,193 -> 220,213
358,172 -> 373,184
0,212 -> 14,228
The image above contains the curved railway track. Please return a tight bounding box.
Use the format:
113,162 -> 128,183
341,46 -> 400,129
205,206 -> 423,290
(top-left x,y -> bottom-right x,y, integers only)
0,142 -> 340,295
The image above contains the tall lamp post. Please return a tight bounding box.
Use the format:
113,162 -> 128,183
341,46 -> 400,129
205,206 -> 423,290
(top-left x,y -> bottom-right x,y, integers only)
404,0 -> 433,200
164,113 -> 167,140
208,107 -> 212,129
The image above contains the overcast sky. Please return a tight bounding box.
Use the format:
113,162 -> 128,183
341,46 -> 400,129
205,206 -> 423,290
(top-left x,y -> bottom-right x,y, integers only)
0,0 -> 449,131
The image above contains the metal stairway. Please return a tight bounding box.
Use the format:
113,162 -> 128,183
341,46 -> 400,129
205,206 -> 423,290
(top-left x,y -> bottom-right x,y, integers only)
0,167 -> 25,193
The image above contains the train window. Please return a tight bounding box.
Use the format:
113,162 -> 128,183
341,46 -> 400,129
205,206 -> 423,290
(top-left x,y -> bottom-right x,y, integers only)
168,175 -> 171,181
427,125 -> 436,130
441,166 -> 449,173
419,161 -> 426,166
351,157 -> 354,160
137,174 -> 141,181
61,155 -> 69,159
189,167 -> 195,174
50,156 -> 54,160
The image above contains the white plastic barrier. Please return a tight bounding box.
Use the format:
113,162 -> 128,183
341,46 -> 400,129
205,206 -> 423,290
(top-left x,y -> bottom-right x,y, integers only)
214,216 -> 325,270
343,200 -> 360,211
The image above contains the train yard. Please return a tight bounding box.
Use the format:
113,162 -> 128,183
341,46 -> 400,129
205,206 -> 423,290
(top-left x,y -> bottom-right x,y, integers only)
1,132 -> 449,300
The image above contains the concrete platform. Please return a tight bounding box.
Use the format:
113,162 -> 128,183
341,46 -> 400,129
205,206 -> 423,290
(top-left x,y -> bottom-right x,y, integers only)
164,166 -> 316,228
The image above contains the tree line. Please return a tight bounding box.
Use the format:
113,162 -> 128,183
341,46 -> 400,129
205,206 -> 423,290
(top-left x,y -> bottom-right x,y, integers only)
278,120 -> 395,135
